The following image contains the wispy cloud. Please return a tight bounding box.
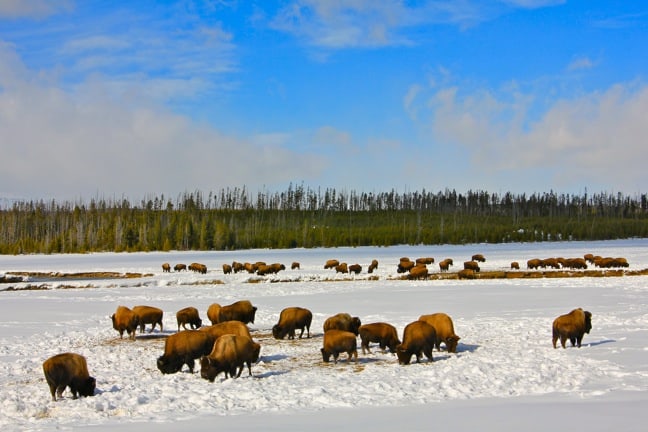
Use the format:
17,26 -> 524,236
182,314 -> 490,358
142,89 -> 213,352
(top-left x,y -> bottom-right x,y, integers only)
567,56 -> 595,72
0,0 -> 73,19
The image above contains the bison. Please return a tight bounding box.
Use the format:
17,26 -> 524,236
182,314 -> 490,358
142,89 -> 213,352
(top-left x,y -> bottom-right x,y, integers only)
510,261 -> 520,270
335,262 -> 349,274
418,313 -> 461,353
132,305 -> 164,334
232,261 -> 244,273
397,259 -> 415,273
188,262 -> 207,274
552,308 -> 592,349
359,322 -> 400,354
463,260 -> 480,272
162,262 -> 171,272
42,353 -> 96,401
438,258 -> 453,272
207,300 -> 257,325
174,263 -> 187,272
471,254 -> 486,262
416,257 -> 435,265
257,263 -> 285,276
323,312 -> 362,335
199,320 -> 252,340
176,306 -> 202,331
222,263 -> 233,274
457,269 -> 477,279
367,259 -> 379,274
408,264 -> 428,280
273,307 -> 313,340
324,259 -> 340,269
321,329 -> 358,364
110,306 -> 139,340
396,321 -> 436,365
157,330 -> 215,374
348,263 -> 362,274
200,334 -> 260,381
291,261 -> 300,270
527,258 -> 542,270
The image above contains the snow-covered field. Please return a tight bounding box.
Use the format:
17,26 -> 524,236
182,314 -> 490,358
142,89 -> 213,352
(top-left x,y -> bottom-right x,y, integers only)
1,239 -> 647,432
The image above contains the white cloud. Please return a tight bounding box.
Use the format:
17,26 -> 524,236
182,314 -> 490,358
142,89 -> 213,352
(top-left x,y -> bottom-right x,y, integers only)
0,0 -> 72,19
567,56 -> 594,72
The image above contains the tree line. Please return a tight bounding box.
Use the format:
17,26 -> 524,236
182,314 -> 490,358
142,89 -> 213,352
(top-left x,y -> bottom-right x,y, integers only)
1,186 -> 647,254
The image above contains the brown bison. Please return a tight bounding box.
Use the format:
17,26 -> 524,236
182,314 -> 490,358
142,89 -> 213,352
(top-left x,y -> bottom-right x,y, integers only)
457,269 -> 477,279
348,263 -> 362,274
207,300 -> 257,325
439,258 -> 453,272
416,257 -> 435,265
232,261 -> 244,273
471,254 -> 486,262
176,306 -> 202,331
291,261 -> 300,270
257,263 -> 285,276
323,312 -> 362,335
396,321 -> 436,365
222,263 -> 233,274
199,320 -> 252,340
527,258 -> 542,269
42,353 -> 96,401
418,313 -> 461,353
272,307 -> 313,340
321,329 -> 358,364
157,330 -> 215,374
510,261 -> 520,270
324,259 -> 340,269
110,306 -> 139,340
397,259 -> 415,273
583,253 -> 595,264
552,308 -> 593,349
162,262 -> 171,272
359,322 -> 400,354
367,259 -> 379,274
541,258 -> 561,269
408,264 -> 428,280
188,262 -> 207,274
335,262 -> 349,274
463,260 -> 480,272
174,263 -> 187,272
200,334 -> 261,381
132,305 -> 164,333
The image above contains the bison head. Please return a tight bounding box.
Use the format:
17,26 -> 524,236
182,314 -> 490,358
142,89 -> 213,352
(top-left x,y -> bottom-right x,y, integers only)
157,355 -> 183,374
76,376 -> 96,398
395,345 -> 412,365
445,335 -> 461,353
272,324 -> 285,340
200,356 -> 226,381
320,348 -> 332,363
584,311 -> 592,334
350,317 -> 362,335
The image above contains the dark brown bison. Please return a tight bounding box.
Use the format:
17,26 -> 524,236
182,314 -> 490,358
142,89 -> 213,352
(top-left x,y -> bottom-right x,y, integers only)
457,269 -> 477,279
416,257 -> 435,265
222,263 -> 233,274
162,262 -> 171,272
552,308 -> 592,349
207,300 -> 257,325
321,329 -> 358,364
335,262 -> 349,274
272,307 -> 313,340
463,261 -> 480,272
396,321 -> 436,365
397,259 -> 415,273
188,262 -> 207,274
324,259 -> 340,269
200,334 -> 261,381
157,330 -> 215,374
243,262 -> 257,273
359,322 -> 400,354
176,306 -> 202,331
583,253 -> 595,264
408,264 -> 428,280
132,305 -> 164,333
199,320 -> 251,340
42,353 -> 96,401
291,261 -> 300,270
510,261 -> 520,270
323,312 -> 362,335
174,263 -> 187,272
541,258 -> 561,269
527,258 -> 542,269
471,254 -> 486,262
367,259 -> 379,274
564,257 -> 588,269
232,261 -> 244,273
257,263 -> 285,276
348,263 -> 362,274
110,306 -> 139,340
418,313 -> 461,353
439,258 -> 453,272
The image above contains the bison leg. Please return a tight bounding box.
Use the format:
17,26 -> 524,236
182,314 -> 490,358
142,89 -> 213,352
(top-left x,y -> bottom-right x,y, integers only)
423,346 -> 434,362
348,350 -> 358,363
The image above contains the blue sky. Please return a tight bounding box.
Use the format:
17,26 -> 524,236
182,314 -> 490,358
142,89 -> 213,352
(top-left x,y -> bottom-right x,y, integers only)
0,0 -> 646,201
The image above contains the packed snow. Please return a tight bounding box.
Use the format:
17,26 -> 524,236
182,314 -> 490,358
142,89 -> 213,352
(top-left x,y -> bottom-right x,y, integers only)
1,239 -> 647,431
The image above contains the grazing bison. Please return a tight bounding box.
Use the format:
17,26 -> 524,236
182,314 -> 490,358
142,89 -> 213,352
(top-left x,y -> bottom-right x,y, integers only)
335,262 -> 349,274
552,308 -> 592,349
348,263 -> 362,274
463,261 -> 480,272
232,261 -> 244,273
527,258 -> 542,270
291,262 -> 300,270
323,312 -> 362,335
408,264 -> 428,280
397,259 -> 415,273
396,321 -> 436,365
157,330 -> 214,374
471,254 -> 486,262
367,259 -> 379,274
359,322 -> 400,354
439,258 -> 453,272
110,306 -> 139,340
174,263 -> 187,272
257,263 -> 285,276
176,306 -> 202,331
199,320 -> 251,340
324,259 -> 340,269
42,353 -> 96,401
162,262 -> 171,272
272,307 -> 313,340
510,261 -> 520,270
457,269 -> 477,279
207,300 -> 257,325
222,263 -> 232,274
200,334 -> 261,381
416,257 -> 435,265
132,305 -> 164,333
542,258 -> 561,269
321,330 -> 358,364
188,262 -> 207,274
418,313 -> 461,353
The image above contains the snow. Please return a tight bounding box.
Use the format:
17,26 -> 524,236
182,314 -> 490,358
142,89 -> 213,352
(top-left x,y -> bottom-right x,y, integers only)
1,239 -> 647,431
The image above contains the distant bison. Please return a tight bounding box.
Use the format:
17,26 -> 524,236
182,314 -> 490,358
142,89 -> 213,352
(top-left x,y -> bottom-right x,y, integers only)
367,259 -> 379,274
457,269 -> 477,279
471,254 -> 486,262
396,321 -> 436,365
463,261 -> 480,272
408,264 -> 428,280
42,353 -> 96,401
110,306 -> 139,340
200,334 -> 260,381
552,308 -> 592,349
416,257 -> 434,265
348,263 -> 362,274
162,263 -> 171,272
188,262 -> 207,274
199,320 -> 251,340
257,263 -> 285,276
397,259 -> 415,273
527,258 -> 542,270
207,300 -> 257,325
359,322 -> 400,354
439,258 -> 453,272
291,262 -> 300,270
222,263 -> 232,274
132,305 -> 164,333
321,329 -> 358,364
335,262 -> 349,274
157,330 -> 215,374
176,306 -> 202,331
174,263 -> 187,272
418,313 -> 460,353
324,259 -> 340,269
273,307 -> 313,340
323,312 -> 362,335
510,261 -> 520,270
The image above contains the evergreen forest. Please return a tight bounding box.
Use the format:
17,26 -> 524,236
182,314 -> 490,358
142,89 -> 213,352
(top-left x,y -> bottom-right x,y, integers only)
1,186 -> 647,254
